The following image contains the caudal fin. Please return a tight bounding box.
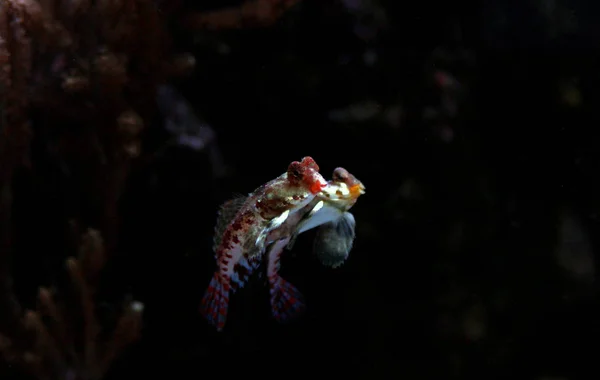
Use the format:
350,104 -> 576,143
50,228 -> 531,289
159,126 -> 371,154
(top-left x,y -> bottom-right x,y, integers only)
268,275 -> 306,323
200,273 -> 230,331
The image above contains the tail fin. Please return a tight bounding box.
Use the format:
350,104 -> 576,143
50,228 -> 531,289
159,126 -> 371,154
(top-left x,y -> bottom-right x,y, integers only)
200,273 -> 230,331
268,275 -> 306,323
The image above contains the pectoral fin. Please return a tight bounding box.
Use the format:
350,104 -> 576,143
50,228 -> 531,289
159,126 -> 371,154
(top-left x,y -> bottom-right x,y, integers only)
313,212 -> 356,268
248,210 -> 290,259
284,201 -> 321,250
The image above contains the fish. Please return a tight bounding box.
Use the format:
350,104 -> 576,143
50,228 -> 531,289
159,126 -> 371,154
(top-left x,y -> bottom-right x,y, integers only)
263,167 -> 365,322
200,157 -> 328,331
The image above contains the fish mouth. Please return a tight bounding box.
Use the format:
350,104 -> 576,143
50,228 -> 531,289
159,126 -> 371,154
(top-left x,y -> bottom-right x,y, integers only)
349,182 -> 365,197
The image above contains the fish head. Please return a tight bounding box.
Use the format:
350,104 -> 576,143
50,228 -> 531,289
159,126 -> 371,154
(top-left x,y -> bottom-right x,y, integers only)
320,167 -> 365,210
287,156 -> 327,194
332,167 -> 366,198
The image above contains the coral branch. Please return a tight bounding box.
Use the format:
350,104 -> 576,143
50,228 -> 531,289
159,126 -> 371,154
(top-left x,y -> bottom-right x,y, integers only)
0,2 -> 34,324
0,0 -> 192,263
98,299 -> 143,375
1,228 -> 144,380
0,0 -> 33,182
184,0 -> 302,30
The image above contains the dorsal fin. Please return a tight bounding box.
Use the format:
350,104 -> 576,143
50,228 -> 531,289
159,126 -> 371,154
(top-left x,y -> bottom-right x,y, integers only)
213,194 -> 248,252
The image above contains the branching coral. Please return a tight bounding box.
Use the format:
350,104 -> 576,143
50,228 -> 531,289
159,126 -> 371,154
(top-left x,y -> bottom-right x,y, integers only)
0,0 -> 307,378
0,228 -> 143,380
0,0 -> 33,184
0,0 -> 195,257
0,0 -> 173,378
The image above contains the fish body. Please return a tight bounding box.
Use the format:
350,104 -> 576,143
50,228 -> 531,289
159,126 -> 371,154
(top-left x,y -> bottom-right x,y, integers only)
201,157 -> 327,331
264,167 -> 365,322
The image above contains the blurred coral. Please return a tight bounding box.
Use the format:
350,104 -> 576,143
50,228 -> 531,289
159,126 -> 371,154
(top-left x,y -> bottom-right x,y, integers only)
0,0 -> 308,377
1,0 -> 597,379
0,0 -> 178,378
183,0 -> 302,30
0,0 -> 189,257
0,228 -> 143,380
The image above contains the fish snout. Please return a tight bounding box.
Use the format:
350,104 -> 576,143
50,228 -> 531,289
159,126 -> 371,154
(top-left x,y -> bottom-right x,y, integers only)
349,181 -> 365,197
309,172 -> 328,194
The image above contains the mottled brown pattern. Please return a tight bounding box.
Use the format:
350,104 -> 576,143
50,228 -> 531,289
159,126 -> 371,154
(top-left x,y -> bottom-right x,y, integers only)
213,196 -> 248,252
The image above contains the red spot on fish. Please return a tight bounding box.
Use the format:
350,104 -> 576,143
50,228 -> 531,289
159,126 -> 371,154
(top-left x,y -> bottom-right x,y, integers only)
223,283 -> 230,292
220,230 -> 233,249
231,220 -> 242,230
231,235 -> 240,244
300,156 -> 319,172
310,181 -> 325,194
225,252 -> 233,259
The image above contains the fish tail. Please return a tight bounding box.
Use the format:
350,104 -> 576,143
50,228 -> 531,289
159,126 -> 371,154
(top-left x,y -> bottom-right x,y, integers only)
268,274 -> 306,323
200,273 -> 230,331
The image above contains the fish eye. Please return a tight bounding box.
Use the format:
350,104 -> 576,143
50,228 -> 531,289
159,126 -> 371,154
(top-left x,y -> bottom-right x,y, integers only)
288,163 -> 303,179
333,168 -> 349,182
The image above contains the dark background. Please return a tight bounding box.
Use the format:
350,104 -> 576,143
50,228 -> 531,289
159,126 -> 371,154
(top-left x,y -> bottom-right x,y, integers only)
3,0 -> 600,379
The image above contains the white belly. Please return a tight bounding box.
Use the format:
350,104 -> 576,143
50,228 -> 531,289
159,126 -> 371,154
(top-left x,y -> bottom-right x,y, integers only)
296,204 -> 342,234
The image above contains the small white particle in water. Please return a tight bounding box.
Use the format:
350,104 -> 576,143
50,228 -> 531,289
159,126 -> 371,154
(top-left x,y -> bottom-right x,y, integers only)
131,301 -> 144,313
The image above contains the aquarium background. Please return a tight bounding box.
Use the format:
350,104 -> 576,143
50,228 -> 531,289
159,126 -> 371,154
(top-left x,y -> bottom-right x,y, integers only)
1,1 -> 599,379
